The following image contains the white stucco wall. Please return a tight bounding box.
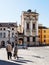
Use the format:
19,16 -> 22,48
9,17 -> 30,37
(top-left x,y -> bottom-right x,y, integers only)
0,27 -> 17,45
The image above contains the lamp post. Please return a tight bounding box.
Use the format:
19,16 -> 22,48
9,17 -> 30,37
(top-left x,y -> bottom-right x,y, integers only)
14,31 -> 18,45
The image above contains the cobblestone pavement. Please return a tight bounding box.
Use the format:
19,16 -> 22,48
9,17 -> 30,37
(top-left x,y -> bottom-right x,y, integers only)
0,46 -> 49,65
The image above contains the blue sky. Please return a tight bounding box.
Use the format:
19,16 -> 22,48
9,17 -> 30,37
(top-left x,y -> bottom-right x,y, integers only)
0,0 -> 49,27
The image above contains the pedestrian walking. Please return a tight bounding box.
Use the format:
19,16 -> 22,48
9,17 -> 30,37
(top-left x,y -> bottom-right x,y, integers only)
13,43 -> 18,59
6,41 -> 12,60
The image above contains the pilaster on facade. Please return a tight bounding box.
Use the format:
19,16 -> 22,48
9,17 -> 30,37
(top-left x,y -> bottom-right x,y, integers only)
24,20 -> 26,35
30,20 -> 32,35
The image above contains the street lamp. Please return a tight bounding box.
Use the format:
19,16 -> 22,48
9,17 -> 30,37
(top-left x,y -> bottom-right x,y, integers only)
15,31 -> 18,44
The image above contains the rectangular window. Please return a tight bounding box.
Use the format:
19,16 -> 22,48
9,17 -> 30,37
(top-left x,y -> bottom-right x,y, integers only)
33,37 -> 35,42
33,23 -> 35,29
0,33 -> 2,38
3,33 -> 6,38
27,37 -> 30,42
44,40 -> 46,42
27,23 -> 29,29
44,35 -> 46,38
44,30 -> 46,33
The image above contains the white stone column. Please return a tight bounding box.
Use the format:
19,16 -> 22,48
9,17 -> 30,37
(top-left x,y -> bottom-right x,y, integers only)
35,20 -> 38,45
36,21 -> 38,36
30,20 -> 32,35
24,20 -> 26,35
30,37 -> 32,41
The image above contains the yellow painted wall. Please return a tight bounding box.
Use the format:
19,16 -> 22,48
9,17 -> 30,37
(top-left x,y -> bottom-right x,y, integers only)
38,28 -> 49,45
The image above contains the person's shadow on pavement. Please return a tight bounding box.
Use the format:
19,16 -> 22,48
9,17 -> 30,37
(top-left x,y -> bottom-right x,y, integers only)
12,56 -> 34,64
0,60 -> 21,65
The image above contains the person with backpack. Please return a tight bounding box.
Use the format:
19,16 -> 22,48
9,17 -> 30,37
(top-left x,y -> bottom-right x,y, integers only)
6,41 -> 12,60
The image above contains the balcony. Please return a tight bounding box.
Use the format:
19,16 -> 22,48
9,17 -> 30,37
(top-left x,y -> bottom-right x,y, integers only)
26,29 -> 30,32
32,29 -> 36,32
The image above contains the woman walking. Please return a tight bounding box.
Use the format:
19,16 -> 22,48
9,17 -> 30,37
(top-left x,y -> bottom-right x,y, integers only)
13,43 -> 18,59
